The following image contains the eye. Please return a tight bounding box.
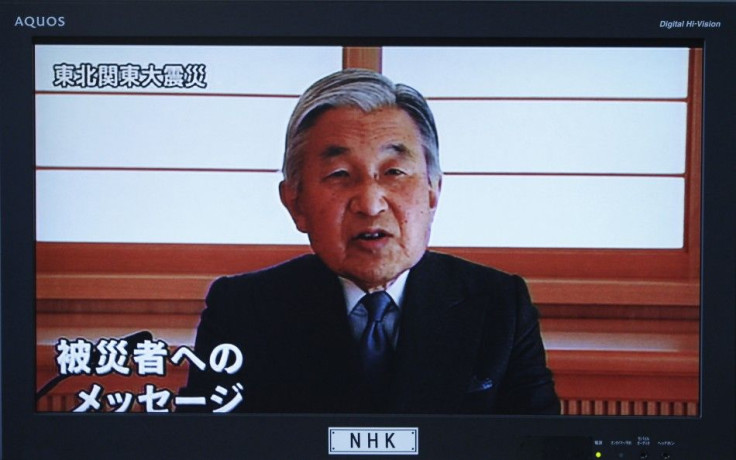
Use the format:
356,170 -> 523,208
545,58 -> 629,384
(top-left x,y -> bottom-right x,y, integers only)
385,168 -> 406,176
324,169 -> 349,180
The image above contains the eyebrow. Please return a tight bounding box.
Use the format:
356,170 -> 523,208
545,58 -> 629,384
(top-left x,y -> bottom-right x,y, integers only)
318,142 -> 415,160
383,142 -> 411,156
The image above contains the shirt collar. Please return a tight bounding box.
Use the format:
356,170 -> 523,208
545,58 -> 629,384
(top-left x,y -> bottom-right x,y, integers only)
340,270 -> 410,315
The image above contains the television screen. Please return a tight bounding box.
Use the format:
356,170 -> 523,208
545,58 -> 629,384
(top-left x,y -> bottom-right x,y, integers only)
2,2 -> 734,459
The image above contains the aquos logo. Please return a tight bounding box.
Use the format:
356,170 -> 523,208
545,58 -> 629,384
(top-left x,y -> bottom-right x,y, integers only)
14,15 -> 66,28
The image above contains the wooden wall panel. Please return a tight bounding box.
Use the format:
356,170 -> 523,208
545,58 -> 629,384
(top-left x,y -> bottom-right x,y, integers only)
37,243 -> 700,288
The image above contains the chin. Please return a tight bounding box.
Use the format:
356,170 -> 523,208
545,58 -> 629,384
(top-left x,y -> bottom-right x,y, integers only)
347,271 -> 391,289
348,262 -> 413,289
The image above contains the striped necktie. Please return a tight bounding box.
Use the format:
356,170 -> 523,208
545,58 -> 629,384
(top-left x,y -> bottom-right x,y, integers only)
359,291 -> 394,391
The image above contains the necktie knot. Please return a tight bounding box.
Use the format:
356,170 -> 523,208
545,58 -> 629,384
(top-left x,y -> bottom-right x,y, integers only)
361,291 -> 392,322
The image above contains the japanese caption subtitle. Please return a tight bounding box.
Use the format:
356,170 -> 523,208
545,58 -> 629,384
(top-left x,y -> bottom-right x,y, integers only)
54,337 -> 242,413
52,63 -> 207,89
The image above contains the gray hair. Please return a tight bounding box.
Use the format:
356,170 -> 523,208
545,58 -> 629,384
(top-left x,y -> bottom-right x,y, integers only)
282,68 -> 441,186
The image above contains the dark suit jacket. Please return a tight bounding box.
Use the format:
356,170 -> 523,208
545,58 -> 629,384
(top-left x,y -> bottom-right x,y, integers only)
179,251 -> 560,414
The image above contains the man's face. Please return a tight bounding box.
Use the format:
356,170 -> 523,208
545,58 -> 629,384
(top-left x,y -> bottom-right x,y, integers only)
280,106 -> 441,292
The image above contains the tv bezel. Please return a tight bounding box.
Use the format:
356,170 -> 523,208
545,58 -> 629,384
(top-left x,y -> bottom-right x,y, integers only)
2,1 -> 734,459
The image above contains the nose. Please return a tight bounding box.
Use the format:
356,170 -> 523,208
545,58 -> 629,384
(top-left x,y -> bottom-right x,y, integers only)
349,178 -> 388,216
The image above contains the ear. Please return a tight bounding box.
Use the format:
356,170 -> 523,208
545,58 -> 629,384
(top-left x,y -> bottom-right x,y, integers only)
279,180 -> 309,233
428,175 -> 442,213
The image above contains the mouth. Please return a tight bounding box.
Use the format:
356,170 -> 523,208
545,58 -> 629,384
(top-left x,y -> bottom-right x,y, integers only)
354,230 -> 390,241
351,228 -> 394,249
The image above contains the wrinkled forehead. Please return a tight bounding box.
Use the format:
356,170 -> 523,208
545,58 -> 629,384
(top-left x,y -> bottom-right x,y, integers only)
298,102 -> 408,135
301,106 -> 424,155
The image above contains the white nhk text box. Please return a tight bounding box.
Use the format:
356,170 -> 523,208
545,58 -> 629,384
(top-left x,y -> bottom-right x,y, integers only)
329,427 -> 418,455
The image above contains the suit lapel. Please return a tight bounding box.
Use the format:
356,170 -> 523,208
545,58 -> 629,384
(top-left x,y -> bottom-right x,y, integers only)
390,252 -> 489,413
292,255 -> 358,366
283,256 -> 368,410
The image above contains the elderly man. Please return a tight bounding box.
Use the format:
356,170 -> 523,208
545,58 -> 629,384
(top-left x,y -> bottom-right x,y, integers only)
180,69 -> 559,414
